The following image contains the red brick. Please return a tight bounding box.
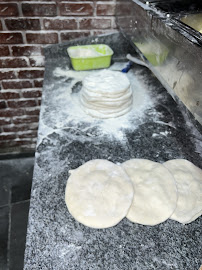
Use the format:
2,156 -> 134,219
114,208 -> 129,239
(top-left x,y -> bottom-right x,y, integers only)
0,117 -> 11,125
22,89 -> 42,98
60,31 -> 91,42
0,101 -> 7,109
12,45 -> 43,57
3,123 -> 38,133
26,33 -> 58,44
13,115 -> 39,124
5,18 -> 41,31
0,133 -> 16,141
0,33 -> 23,44
44,18 -> 77,30
80,18 -> 111,30
29,57 -> 44,67
0,71 -> 16,80
0,3 -> 19,16
0,58 -> 28,69
22,3 -> 56,17
96,4 -> 115,16
8,100 -> 37,108
18,69 -> 44,79
24,108 -> 40,116
59,3 -> 93,16
37,99 -> 41,106
2,80 -> 32,89
34,79 -> 43,88
0,108 -> 24,117
18,131 -> 38,139
0,46 -> 10,56
1,91 -> 20,99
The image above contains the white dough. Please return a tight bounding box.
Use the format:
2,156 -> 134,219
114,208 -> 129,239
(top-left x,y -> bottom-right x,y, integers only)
122,159 -> 178,226
163,159 -> 202,224
80,70 -> 133,118
65,159 -> 134,229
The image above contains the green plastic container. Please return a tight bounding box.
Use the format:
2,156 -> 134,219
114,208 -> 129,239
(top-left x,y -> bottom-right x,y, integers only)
134,41 -> 169,66
67,44 -> 114,71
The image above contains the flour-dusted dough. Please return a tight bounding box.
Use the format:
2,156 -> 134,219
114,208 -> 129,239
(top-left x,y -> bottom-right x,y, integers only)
122,159 -> 178,225
65,159 -> 134,228
80,70 -> 133,118
163,159 -> 202,224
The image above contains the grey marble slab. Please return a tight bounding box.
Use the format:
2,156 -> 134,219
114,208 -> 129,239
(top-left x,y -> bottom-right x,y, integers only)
24,33 -> 202,270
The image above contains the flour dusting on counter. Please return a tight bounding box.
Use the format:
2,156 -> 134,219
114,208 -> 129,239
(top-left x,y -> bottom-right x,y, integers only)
39,65 -> 156,143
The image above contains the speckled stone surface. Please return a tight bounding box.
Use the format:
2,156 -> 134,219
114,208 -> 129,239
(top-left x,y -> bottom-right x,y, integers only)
24,33 -> 202,270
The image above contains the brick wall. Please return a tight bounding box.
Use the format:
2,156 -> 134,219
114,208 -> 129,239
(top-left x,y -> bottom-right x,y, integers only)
0,0 -> 117,154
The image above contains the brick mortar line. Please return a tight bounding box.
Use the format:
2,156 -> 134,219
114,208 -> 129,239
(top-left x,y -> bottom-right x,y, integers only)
0,139 -> 37,143
0,131 -> 37,135
1,15 -> 115,20
0,1 -> 112,2
0,1 -> 58,3
0,79 -> 43,83
7,45 -> 12,56
0,56 -> 33,59
1,17 -> 7,31
6,44 -> 44,47
0,28 -> 114,34
2,131 -> 38,135
93,1 -> 96,17
0,67 -> 44,70
39,17 -> 44,31
1,88 -> 42,92
18,1 -> 23,17
2,122 -> 39,127
0,16 -> 96,20
0,27 -> 115,34
5,97 -> 41,101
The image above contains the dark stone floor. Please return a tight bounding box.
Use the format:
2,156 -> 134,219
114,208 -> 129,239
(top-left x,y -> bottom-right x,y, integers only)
0,156 -> 34,270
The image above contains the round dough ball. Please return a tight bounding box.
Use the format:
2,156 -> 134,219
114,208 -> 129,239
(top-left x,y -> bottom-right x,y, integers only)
122,159 -> 178,226
80,70 -> 133,119
163,159 -> 202,224
65,159 -> 134,229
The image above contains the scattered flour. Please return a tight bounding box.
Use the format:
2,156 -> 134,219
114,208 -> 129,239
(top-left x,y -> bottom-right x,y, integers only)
39,64 -> 156,144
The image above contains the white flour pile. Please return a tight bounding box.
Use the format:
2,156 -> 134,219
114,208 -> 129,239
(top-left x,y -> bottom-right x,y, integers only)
39,64 -> 156,142
68,47 -> 103,58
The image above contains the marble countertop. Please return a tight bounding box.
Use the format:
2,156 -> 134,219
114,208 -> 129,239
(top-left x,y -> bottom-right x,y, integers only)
23,33 -> 202,270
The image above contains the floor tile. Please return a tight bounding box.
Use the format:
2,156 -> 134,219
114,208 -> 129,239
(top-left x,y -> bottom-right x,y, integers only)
9,201 -> 30,270
0,163 -> 10,206
0,158 -> 34,203
0,205 -> 9,270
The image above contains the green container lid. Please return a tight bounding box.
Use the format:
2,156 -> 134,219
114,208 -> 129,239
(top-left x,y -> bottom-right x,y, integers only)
67,44 -> 114,71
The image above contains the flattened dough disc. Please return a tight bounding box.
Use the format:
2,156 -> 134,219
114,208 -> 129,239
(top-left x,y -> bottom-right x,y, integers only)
80,70 -> 133,119
164,159 -> 202,224
65,159 -> 134,229
122,159 -> 178,226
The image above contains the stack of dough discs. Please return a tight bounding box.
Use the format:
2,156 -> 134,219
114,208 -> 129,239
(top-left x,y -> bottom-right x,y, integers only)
65,159 -> 134,229
164,159 -> 202,224
80,70 -> 133,118
122,159 -> 178,226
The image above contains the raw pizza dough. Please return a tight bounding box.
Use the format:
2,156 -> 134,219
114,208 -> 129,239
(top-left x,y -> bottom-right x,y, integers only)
164,159 -> 202,224
122,159 -> 178,225
80,70 -> 133,118
65,159 -> 134,229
